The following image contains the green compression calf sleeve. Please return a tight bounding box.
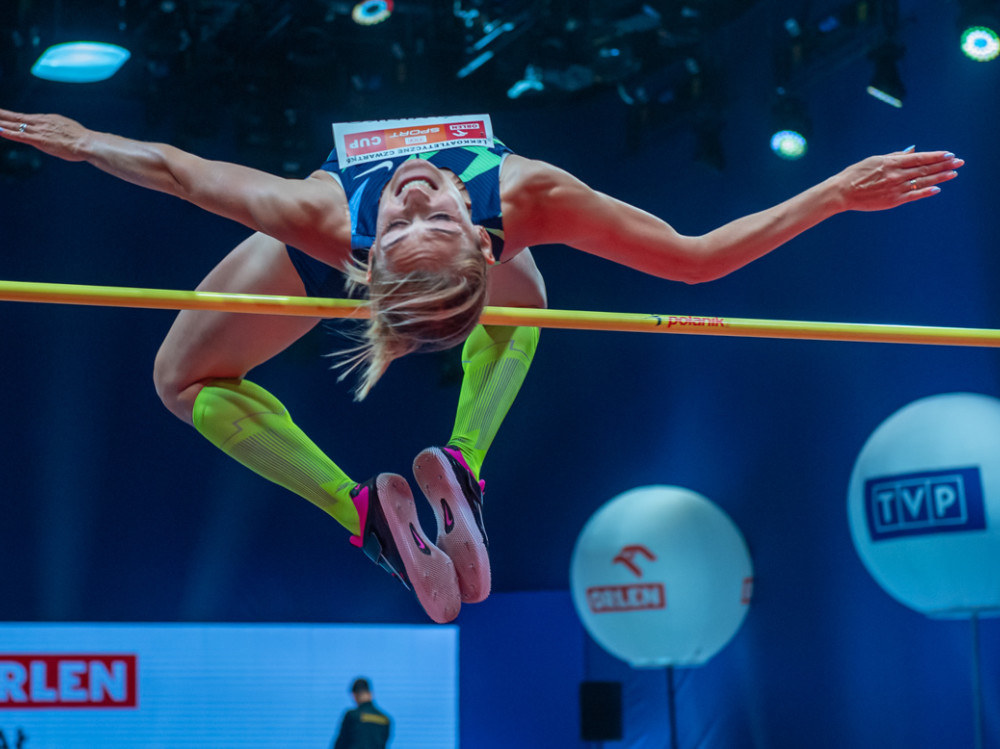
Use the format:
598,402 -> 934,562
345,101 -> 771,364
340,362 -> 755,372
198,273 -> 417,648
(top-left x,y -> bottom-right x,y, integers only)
192,379 -> 359,534
448,325 -> 540,480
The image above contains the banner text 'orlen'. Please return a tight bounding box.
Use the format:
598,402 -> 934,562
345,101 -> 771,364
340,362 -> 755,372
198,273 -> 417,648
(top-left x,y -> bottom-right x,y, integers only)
0,655 -> 137,708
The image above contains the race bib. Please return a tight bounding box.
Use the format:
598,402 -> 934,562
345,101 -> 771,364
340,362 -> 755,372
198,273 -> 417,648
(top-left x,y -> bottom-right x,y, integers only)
332,114 -> 494,168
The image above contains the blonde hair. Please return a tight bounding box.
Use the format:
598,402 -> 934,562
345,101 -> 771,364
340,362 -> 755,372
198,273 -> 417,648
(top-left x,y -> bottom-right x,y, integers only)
337,238 -> 490,401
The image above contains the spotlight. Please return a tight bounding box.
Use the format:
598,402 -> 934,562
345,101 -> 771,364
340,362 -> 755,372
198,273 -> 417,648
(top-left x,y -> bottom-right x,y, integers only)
769,94 -> 811,161
961,25 -> 1000,61
352,0 -> 393,26
30,42 -> 131,83
866,43 -> 905,107
958,1 -> 1000,62
771,130 -> 807,160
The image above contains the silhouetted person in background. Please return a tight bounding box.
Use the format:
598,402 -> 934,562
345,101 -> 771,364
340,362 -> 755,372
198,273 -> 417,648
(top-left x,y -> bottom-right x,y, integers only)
333,677 -> 391,749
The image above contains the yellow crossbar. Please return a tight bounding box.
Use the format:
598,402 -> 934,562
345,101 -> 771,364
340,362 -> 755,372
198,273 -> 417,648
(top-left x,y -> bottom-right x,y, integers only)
1,279 -> 999,347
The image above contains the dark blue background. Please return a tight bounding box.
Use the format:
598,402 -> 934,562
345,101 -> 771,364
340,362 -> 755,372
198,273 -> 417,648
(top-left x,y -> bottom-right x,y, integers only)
2,1 -> 1000,746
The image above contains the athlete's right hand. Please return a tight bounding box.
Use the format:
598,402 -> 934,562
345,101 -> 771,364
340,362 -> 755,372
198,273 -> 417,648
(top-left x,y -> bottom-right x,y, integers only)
0,109 -> 91,162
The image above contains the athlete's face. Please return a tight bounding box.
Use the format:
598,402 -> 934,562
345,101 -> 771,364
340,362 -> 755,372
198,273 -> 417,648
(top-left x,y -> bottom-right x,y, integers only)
371,159 -> 493,273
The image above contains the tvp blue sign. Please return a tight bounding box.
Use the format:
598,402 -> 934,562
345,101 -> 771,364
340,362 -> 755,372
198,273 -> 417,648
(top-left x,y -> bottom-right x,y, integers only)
864,467 -> 987,542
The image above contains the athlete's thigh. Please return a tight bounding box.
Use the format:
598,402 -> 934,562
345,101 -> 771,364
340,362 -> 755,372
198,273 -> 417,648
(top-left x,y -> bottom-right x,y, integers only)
156,232 -> 324,389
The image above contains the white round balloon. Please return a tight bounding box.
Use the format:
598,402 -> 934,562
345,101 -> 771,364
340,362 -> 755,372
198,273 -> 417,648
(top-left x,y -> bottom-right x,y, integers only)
570,485 -> 753,667
848,392 -> 1000,616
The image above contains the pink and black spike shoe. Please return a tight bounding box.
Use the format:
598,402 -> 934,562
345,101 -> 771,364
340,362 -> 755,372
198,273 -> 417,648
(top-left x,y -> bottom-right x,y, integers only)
412,447 -> 491,603
350,473 -> 461,623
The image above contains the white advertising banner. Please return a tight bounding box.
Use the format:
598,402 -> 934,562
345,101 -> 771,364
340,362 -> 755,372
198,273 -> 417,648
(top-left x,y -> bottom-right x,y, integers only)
0,622 -> 457,748
332,115 -> 494,167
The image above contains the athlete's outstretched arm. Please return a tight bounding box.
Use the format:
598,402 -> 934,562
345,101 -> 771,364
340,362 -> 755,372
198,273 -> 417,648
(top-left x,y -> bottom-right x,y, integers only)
505,149 -> 964,283
0,108 -> 351,262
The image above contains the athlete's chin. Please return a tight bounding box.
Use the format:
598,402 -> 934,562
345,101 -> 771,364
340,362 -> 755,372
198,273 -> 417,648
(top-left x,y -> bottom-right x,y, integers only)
392,159 -> 443,186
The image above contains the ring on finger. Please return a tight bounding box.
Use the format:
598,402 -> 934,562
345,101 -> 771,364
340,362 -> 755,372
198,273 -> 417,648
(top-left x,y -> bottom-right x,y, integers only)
908,179 -> 918,191
18,123 -> 27,133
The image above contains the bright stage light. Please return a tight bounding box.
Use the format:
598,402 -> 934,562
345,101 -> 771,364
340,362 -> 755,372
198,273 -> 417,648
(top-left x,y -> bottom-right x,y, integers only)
770,130 -> 807,160
31,42 -> 131,83
961,25 -> 1000,61
769,94 -> 810,160
352,0 -> 393,26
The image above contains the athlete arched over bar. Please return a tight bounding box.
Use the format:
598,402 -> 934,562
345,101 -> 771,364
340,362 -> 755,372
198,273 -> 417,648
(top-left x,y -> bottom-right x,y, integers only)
0,107 -> 963,623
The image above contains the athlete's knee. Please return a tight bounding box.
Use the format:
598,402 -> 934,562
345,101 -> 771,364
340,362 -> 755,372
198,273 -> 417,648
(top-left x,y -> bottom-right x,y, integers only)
531,283 -> 548,309
152,348 -> 198,423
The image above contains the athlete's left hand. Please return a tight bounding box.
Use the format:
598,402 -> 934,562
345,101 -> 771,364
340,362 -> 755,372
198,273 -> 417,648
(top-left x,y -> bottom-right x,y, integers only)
834,148 -> 964,212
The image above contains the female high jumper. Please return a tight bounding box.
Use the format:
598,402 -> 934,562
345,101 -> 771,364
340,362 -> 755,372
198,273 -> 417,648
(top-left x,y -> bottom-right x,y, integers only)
0,108 -> 963,623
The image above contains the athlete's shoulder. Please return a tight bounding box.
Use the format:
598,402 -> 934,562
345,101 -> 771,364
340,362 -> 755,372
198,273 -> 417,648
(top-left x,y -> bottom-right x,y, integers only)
500,156 -> 588,219
298,168 -> 353,251
501,155 -> 581,195
306,168 -> 345,188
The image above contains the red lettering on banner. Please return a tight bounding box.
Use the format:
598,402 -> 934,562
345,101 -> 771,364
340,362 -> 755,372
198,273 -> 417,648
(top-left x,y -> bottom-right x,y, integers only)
666,315 -> 726,329
448,122 -> 486,136
346,134 -> 384,155
387,127 -> 440,139
587,583 -> 666,613
0,655 -> 137,708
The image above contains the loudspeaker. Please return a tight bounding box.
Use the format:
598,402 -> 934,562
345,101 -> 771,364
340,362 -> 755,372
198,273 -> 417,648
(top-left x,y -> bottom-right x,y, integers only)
579,681 -> 623,741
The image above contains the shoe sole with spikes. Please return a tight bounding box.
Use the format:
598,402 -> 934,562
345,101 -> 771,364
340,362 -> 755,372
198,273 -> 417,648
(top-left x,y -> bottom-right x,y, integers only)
413,448 -> 491,603
351,473 -> 462,623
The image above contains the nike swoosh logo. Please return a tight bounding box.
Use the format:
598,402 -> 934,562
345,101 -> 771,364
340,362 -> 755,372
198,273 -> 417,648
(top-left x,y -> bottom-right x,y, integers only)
441,499 -> 455,535
354,160 -> 393,178
410,524 -> 432,555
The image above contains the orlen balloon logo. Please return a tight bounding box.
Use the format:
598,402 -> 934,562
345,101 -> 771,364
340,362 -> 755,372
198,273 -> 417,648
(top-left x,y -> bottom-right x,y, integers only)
612,544 -> 656,577
586,544 -> 666,614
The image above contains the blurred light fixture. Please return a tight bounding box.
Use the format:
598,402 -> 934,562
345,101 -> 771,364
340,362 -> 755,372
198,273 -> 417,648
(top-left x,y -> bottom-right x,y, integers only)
31,42 -> 130,83
769,93 -> 811,160
958,1 -> 1000,61
817,14 -> 841,33
457,51 -> 494,79
866,43 -> 905,107
961,25 -> 1000,60
352,0 -> 393,26
507,65 -> 544,99
470,21 -> 516,52
771,129 -> 807,160
457,14 -> 529,80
